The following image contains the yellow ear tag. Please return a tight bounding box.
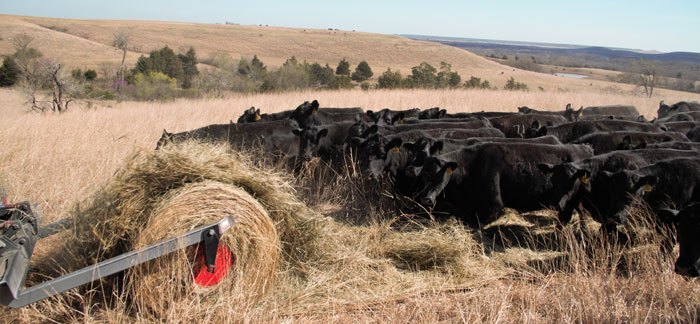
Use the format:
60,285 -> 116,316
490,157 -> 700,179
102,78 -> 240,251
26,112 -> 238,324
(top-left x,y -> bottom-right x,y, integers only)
397,119 -> 404,125
579,174 -> 589,185
446,167 -> 453,175
255,114 -> 261,121
642,184 -> 653,192
391,147 -> 400,153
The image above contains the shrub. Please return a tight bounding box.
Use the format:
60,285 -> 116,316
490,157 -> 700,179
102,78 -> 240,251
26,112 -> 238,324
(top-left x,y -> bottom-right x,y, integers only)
407,62 -> 438,88
133,72 -> 178,100
377,68 -> 403,89
336,58 -> 350,76
463,76 -> 491,89
504,77 -> 528,91
0,56 -> 21,87
351,60 -> 373,82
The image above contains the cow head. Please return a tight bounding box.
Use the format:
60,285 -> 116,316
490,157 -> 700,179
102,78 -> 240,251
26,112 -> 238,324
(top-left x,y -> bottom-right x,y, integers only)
538,163 -> 591,224
418,107 -> 445,120
415,157 -> 459,206
290,100 -> 320,127
348,133 -> 387,178
523,120 -> 547,138
237,107 -> 261,123
156,129 -> 173,149
292,127 -> 328,163
588,170 -> 657,226
563,104 -> 583,122
658,100 -> 674,119
518,106 -> 534,114
661,203 -> 700,277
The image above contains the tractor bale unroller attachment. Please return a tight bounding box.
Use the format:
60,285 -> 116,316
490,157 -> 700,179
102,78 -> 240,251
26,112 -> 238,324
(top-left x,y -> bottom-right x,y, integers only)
0,200 -> 235,308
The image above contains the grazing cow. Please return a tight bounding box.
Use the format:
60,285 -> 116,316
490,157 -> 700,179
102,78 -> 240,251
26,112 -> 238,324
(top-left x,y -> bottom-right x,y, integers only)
443,111 -> 514,119
539,149 -> 700,225
572,131 -> 689,154
518,104 -> 582,122
488,114 -> 568,138
415,143 -> 593,226
379,120 -> 493,135
589,158 -> 700,228
433,135 -> 563,154
579,105 -> 640,120
157,119 -> 301,156
658,101 -> 700,119
657,112 -> 700,123
366,108 -> 420,125
417,107 -> 447,119
645,141 -> 700,151
525,120 -> 666,143
237,107 -> 295,123
687,126 -> 700,142
661,121 -> 700,134
658,203 -> 700,277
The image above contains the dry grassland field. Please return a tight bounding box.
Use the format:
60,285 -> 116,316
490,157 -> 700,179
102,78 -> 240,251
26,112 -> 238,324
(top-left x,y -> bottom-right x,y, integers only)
1,14 -> 700,323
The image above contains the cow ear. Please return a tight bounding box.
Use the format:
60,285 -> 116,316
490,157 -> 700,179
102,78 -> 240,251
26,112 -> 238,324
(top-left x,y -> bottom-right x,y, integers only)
438,109 -> 447,118
635,175 -> 657,192
162,129 -> 171,137
391,112 -> 405,125
531,120 -> 541,129
363,125 -> 379,137
566,103 -> 572,111
537,163 -> 555,173
659,100 -> 665,107
317,129 -> 329,139
430,141 -> 443,155
537,126 -> 548,137
575,169 -> 591,184
385,138 -> 403,151
657,208 -> 680,225
311,100 -> 320,110
442,162 -> 459,175
292,128 -> 304,136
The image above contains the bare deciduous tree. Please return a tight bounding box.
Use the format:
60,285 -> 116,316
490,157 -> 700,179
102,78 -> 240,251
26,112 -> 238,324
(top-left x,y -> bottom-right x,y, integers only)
26,60 -> 73,113
112,29 -> 130,89
639,60 -> 657,98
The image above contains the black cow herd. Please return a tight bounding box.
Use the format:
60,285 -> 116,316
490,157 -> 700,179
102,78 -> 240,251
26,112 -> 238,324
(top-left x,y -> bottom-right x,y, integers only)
158,99 -> 700,277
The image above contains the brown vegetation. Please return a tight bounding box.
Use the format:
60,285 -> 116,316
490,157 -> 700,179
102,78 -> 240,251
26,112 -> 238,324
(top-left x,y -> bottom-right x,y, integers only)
1,87 -> 700,322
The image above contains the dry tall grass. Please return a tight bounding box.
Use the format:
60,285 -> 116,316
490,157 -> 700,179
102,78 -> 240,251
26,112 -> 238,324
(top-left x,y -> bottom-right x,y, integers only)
1,87 -> 700,322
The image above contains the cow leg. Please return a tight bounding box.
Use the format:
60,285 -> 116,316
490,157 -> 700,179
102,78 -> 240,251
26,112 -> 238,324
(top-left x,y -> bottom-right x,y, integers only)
480,173 -> 505,225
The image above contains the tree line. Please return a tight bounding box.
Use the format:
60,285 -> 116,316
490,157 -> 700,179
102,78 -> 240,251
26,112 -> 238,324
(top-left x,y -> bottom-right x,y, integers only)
0,32 -> 530,109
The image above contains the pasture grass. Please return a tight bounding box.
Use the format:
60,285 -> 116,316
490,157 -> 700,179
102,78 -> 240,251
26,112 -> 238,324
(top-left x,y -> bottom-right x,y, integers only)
1,87 -> 700,322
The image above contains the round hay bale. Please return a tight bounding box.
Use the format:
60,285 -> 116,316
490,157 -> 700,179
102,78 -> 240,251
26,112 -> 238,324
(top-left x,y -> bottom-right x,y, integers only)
126,181 -> 280,315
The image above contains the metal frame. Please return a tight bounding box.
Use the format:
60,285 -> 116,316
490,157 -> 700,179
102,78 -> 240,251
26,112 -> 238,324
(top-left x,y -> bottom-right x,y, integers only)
1,216 -> 234,308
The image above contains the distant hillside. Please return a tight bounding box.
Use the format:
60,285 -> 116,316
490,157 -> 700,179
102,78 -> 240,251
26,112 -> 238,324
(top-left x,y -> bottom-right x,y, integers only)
404,35 -> 700,82
0,14 -> 697,96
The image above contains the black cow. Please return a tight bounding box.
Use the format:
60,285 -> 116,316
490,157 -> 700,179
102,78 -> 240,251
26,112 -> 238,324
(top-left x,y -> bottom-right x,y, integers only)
657,111 -> 700,123
518,104 -> 582,121
579,104 -> 640,120
540,149 -> 700,225
157,120 -> 306,170
434,135 -> 563,154
443,111 -> 514,119
417,107 -> 447,119
687,126 -> 700,142
645,141 -> 700,151
526,120 -> 666,143
658,203 -> 700,277
589,158 -> 700,229
415,143 -> 593,226
572,131 -> 689,154
658,101 -> 700,119
659,121 -> 700,134
366,108 -> 420,125
488,114 -> 568,138
237,107 -> 295,123
379,120 -> 493,135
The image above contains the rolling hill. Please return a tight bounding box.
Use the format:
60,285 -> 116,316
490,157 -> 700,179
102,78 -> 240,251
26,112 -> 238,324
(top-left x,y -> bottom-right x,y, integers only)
1,13 -> 690,95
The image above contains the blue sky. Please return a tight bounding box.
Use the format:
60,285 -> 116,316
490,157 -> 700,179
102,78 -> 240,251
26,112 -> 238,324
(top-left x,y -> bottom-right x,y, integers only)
1,0 -> 698,53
